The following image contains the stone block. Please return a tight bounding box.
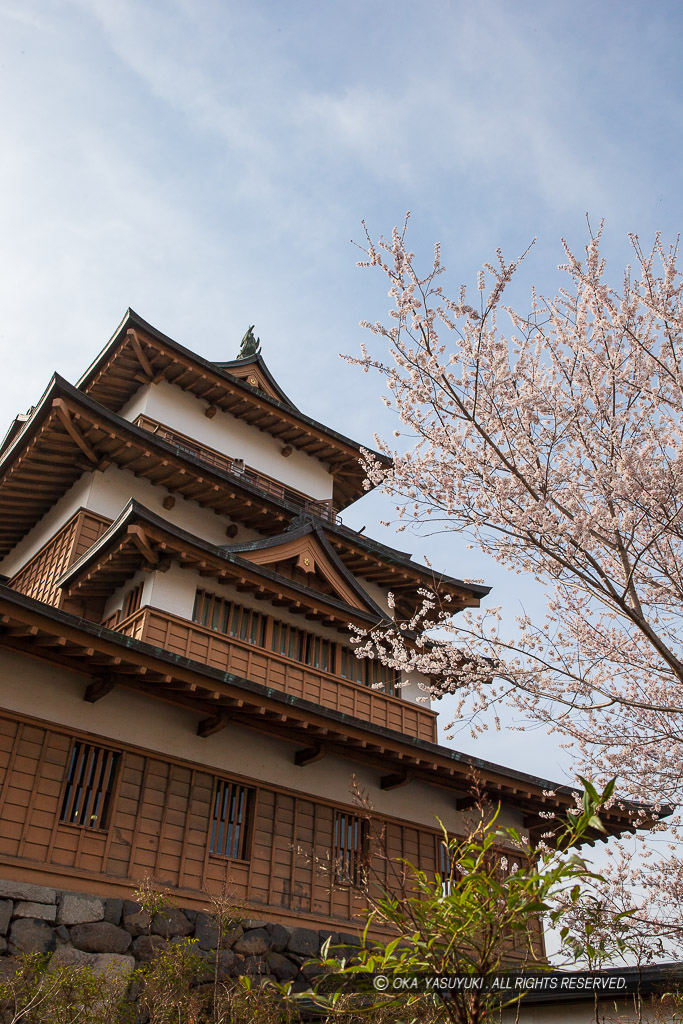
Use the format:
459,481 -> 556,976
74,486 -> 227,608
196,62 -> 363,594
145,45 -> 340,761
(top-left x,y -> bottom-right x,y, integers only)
267,950 -> 299,982
267,922 -> 290,952
221,924 -> 244,948
13,901 -> 57,923
70,921 -> 132,954
0,937 -> 5,954
229,955 -> 246,978
50,946 -> 95,968
55,925 -> 71,943
104,898 -> 123,925
194,912 -> 219,950
0,900 -> 12,936
242,955 -> 269,976
0,880 -> 56,905
8,918 -> 56,955
286,927 -> 319,958
151,907 -> 193,938
91,952 -> 136,995
243,918 -> 269,930
132,934 -> 166,962
122,908 -> 151,936
232,927 -> 270,956
58,892 -> 105,926
215,948 -> 237,981
301,959 -> 325,982
0,959 -> 16,983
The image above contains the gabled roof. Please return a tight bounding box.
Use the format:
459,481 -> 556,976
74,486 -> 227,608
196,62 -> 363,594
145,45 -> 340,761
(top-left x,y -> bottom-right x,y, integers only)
75,309 -> 391,509
213,353 -> 299,410
56,500 -> 390,628
225,520 -> 389,618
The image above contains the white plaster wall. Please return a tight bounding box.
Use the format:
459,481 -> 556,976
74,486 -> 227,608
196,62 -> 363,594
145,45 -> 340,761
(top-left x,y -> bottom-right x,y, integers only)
0,648 -> 525,836
102,568 -> 156,623
117,383 -> 149,424
0,459 -> 257,582
0,474 -> 95,578
119,380 -> 334,502
146,562 -> 197,620
358,577 -> 392,617
85,465 -> 234,546
399,669 -> 431,707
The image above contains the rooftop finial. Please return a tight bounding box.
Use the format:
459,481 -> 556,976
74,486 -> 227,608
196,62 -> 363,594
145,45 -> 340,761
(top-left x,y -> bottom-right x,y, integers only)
238,325 -> 261,359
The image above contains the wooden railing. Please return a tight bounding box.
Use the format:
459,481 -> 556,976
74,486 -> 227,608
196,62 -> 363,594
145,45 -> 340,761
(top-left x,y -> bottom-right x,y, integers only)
134,415 -> 341,525
115,606 -> 437,742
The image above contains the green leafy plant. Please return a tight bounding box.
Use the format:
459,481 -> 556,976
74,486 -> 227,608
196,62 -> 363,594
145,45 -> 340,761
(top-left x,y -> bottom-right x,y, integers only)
0,953 -> 134,1024
297,781 -> 619,1024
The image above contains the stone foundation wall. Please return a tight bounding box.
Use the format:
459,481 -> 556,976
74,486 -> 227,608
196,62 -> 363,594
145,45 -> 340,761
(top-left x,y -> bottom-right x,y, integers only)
0,878 -> 360,989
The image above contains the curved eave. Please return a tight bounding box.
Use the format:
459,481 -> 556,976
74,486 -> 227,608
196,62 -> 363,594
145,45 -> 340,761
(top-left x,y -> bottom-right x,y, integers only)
56,499 -> 390,628
76,309 -> 392,510
0,585 -> 662,846
0,375 -> 330,556
0,379 -> 490,613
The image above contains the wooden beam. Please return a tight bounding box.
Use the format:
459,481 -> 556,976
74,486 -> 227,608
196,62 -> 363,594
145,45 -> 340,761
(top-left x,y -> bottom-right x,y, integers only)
294,744 -> 326,767
380,770 -> 413,791
52,399 -> 99,464
84,676 -> 116,703
127,525 -> 159,565
127,329 -> 154,378
197,712 -> 231,738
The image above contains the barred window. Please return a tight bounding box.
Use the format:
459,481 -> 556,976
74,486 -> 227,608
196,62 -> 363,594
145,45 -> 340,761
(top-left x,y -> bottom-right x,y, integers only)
271,619 -> 336,673
60,741 -> 120,830
209,778 -> 253,860
192,590 -> 265,647
333,812 -> 368,885
340,646 -> 398,695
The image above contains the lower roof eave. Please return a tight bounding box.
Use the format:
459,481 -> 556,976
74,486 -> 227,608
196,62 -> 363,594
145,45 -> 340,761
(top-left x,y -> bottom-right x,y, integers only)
0,585 -> 665,844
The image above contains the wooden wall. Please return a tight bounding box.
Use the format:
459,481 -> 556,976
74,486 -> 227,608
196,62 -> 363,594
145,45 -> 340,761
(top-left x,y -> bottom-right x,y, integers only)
0,710 -> 443,930
8,509 -> 111,609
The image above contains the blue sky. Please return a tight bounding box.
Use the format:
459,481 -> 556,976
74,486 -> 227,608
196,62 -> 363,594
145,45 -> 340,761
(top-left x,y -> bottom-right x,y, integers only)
2,0 -> 683,782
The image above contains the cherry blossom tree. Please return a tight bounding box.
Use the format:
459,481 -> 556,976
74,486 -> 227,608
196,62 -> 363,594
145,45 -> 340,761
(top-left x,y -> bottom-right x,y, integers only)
349,217 -> 683,945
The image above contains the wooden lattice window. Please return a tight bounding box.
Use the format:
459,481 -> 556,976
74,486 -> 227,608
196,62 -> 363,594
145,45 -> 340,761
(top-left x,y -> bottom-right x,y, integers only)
192,590 -> 265,647
340,646 -> 398,695
271,619 -> 336,672
333,811 -> 368,885
209,778 -> 253,860
60,741 -> 120,830
122,583 -> 143,620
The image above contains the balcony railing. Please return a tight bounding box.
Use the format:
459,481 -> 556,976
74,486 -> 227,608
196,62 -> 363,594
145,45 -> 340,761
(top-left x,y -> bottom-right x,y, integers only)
134,414 -> 341,525
115,605 -> 437,743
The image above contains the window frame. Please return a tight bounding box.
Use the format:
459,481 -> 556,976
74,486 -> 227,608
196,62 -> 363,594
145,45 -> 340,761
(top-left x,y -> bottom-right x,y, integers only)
208,776 -> 255,862
59,740 -> 121,832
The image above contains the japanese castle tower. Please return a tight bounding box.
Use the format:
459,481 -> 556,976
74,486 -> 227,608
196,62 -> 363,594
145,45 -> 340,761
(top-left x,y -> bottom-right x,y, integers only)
0,311 -> 630,936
